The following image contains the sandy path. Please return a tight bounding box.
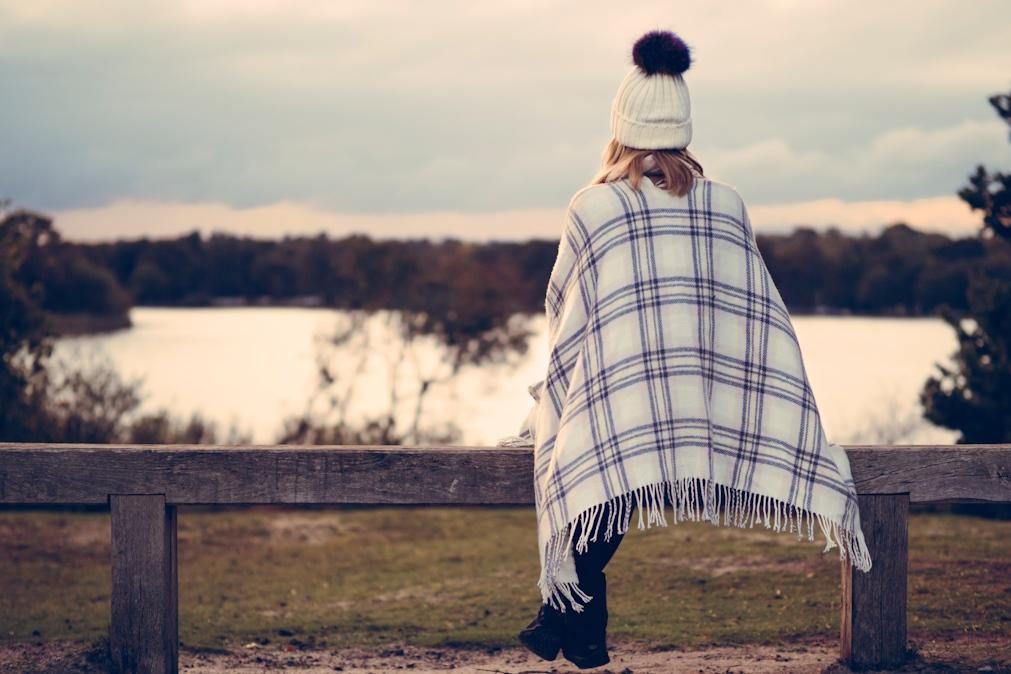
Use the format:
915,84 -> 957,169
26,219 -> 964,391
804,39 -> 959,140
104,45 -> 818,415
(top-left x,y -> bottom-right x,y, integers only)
3,636 -> 1009,674
187,641 -> 838,673
0,640 -> 837,673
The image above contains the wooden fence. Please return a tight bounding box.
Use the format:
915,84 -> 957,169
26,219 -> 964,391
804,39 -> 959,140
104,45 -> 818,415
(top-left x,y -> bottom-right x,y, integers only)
1,443 -> 1009,673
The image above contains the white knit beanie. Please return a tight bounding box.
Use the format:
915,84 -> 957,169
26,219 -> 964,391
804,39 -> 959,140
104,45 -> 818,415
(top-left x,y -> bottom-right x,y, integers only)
610,30 -> 693,150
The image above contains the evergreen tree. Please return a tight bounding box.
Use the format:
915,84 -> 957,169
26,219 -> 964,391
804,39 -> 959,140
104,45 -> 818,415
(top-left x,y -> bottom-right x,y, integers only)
920,92 -> 1011,443
958,94 -> 1011,242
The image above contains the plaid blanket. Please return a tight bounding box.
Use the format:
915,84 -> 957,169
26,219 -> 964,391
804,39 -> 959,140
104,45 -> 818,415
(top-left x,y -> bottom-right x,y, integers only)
500,174 -> 873,612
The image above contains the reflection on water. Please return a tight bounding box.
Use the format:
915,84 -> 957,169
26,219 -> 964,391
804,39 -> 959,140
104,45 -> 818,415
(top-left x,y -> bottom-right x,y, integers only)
53,307 -> 959,445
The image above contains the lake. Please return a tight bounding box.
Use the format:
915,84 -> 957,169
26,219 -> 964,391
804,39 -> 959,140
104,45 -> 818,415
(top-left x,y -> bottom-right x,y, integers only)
53,307 -> 960,446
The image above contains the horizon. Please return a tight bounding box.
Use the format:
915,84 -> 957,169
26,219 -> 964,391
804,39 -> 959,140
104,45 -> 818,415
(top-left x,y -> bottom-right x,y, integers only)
10,204 -> 979,245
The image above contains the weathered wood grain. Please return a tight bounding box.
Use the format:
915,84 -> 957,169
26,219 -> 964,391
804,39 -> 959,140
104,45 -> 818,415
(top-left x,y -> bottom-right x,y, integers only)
0,445 -> 535,505
110,495 -> 178,674
840,493 -> 910,669
1,444 -> 1009,505
845,444 -> 1011,503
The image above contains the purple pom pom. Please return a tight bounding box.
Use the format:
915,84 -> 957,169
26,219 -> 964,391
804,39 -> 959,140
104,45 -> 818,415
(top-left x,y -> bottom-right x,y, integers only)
632,30 -> 691,76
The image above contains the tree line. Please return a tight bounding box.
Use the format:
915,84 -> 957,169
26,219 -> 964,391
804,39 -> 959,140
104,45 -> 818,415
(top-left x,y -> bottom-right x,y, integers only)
8,212 -> 1010,324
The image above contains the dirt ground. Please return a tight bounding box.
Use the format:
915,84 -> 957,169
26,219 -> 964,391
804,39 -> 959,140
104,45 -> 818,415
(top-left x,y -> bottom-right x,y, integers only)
2,635 -> 1008,674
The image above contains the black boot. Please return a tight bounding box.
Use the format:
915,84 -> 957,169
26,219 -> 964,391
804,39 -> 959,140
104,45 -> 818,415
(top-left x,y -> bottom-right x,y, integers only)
561,574 -> 610,669
517,601 -> 564,661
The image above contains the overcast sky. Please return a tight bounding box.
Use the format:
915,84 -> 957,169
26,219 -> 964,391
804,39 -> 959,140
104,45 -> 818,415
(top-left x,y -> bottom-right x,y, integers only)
2,0 -> 1009,241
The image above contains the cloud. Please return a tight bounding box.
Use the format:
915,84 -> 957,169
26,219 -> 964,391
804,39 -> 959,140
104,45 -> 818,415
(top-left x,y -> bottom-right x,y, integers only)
2,0 -> 1010,226
748,196 -> 980,236
50,200 -> 570,242
702,119 -> 1009,203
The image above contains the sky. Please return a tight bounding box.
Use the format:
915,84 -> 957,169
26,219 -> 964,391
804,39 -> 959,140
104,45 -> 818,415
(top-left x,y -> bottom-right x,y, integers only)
1,0 -> 1010,242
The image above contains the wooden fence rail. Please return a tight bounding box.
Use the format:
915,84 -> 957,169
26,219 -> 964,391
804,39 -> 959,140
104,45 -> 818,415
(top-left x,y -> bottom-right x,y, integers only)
2,443 -> 1010,673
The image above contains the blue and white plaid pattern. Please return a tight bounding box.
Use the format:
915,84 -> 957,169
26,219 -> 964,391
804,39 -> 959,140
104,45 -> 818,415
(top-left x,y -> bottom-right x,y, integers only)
518,176 -> 873,611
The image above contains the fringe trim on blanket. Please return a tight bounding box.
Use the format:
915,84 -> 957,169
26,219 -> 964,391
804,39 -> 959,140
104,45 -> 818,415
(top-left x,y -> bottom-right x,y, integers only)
538,476 -> 873,613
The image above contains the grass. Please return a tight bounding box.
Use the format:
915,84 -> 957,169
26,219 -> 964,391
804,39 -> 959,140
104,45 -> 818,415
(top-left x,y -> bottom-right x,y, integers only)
1,506 -> 1009,652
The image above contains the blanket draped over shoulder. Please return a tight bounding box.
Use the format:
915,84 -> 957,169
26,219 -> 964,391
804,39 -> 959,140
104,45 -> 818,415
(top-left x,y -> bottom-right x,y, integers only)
499,174 -> 873,612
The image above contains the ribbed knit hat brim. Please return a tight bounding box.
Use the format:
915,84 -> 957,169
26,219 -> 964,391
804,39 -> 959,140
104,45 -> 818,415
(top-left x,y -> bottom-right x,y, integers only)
610,66 -> 692,150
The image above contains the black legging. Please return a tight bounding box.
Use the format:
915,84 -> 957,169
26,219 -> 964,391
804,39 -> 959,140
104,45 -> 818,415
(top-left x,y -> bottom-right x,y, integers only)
571,502 -> 625,596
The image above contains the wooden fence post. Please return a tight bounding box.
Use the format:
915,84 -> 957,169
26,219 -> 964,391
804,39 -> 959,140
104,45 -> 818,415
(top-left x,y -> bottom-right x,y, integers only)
110,494 -> 179,674
840,493 -> 909,670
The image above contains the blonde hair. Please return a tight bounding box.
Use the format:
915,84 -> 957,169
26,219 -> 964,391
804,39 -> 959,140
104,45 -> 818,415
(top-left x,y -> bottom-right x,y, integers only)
590,138 -> 704,198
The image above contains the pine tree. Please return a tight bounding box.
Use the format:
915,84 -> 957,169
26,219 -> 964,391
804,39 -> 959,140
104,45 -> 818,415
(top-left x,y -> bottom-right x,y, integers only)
920,92 -> 1011,443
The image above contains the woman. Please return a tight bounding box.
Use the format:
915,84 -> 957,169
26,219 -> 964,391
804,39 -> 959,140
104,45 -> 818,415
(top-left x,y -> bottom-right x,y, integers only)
503,29 -> 873,670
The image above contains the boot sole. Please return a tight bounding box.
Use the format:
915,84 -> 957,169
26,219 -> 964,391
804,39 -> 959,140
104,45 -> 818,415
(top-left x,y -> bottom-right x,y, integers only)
563,650 -> 610,669
517,629 -> 561,661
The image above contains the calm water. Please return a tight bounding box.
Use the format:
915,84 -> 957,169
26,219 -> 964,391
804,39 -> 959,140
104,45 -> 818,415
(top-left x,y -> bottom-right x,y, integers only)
53,307 -> 960,446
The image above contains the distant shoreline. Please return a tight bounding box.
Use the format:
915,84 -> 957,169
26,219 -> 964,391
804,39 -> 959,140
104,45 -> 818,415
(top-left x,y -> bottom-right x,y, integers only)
47,304 -> 947,338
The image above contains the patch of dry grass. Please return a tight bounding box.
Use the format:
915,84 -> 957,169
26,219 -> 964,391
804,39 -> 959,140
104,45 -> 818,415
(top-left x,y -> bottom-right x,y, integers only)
0,506 -> 1008,653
